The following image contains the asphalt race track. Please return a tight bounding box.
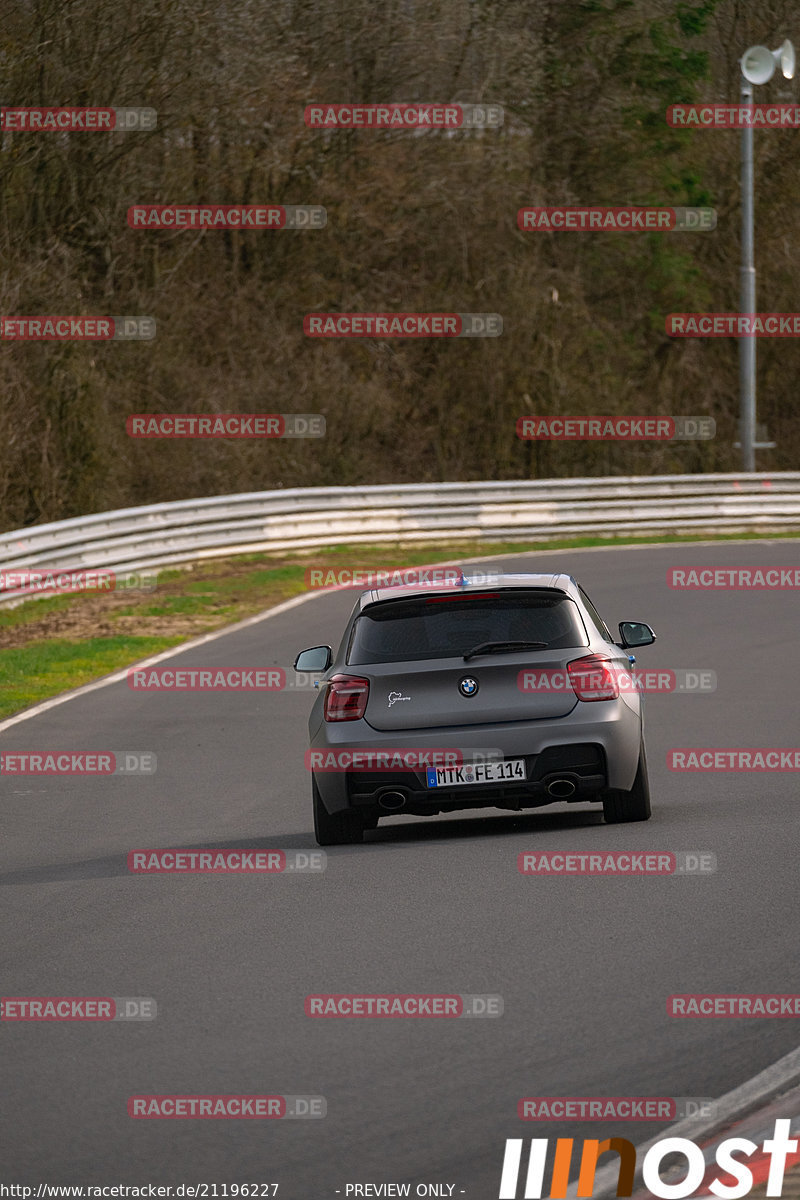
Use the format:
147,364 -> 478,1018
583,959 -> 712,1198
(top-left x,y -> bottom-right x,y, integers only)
2,541 -> 799,1196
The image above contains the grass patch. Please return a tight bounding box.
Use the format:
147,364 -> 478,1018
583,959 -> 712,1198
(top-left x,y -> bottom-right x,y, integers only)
0,636 -> 184,719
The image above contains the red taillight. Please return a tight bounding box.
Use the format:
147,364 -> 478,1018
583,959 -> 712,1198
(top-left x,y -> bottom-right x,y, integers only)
567,655 -> 620,702
324,674 -> 370,721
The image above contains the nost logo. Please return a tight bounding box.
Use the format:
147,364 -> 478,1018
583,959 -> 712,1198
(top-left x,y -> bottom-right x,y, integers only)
499,1119 -> 798,1197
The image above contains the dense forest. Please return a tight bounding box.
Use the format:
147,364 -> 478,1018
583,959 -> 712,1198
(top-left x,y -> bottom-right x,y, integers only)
1,0 -> 799,529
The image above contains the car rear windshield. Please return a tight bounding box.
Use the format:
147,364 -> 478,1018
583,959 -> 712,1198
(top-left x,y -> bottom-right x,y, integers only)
347,590 -> 589,664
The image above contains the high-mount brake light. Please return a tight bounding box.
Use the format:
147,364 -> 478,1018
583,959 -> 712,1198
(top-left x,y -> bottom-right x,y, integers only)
426,593 -> 501,603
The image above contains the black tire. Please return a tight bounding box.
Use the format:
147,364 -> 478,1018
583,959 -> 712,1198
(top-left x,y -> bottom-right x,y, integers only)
312,777 -> 364,845
602,742 -> 651,823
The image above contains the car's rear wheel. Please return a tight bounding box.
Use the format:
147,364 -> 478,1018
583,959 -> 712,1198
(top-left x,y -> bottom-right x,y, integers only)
602,743 -> 651,823
312,777 -> 364,845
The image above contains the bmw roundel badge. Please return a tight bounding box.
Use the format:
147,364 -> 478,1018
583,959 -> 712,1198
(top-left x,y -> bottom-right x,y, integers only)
459,676 -> 479,697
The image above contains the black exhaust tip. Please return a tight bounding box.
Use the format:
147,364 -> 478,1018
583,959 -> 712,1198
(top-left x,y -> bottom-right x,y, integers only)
378,790 -> 407,811
546,777 -> 577,799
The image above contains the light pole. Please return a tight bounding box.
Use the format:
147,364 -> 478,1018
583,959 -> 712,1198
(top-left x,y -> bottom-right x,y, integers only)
738,39 -> 794,472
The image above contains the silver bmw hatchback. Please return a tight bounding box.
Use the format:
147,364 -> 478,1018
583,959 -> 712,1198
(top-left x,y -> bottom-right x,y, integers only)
294,573 -> 656,845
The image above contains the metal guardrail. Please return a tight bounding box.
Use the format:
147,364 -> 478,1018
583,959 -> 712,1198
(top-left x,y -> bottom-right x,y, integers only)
1,473 -> 799,602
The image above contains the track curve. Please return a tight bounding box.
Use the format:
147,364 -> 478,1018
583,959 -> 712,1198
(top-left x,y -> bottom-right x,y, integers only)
2,541 -> 799,1194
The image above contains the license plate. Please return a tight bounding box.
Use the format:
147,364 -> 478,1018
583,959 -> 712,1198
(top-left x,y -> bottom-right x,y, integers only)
425,759 -> 526,788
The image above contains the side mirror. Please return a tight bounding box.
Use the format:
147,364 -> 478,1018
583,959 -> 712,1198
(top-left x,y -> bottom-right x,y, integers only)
618,621 -> 656,649
294,645 -> 332,672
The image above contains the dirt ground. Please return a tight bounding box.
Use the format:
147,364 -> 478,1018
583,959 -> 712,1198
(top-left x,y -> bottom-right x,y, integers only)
0,555 -> 301,649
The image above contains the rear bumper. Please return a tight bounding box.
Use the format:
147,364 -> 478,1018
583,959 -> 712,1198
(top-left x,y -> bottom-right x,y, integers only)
309,701 -> 641,815
348,743 -> 606,816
